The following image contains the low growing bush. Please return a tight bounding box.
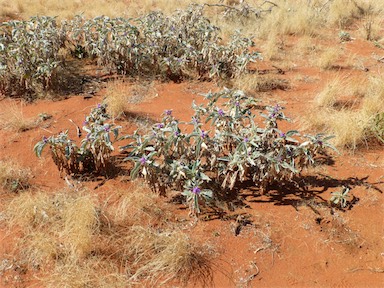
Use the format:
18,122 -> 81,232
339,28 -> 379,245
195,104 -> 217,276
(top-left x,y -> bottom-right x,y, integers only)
122,88 -> 336,214
0,16 -> 66,97
67,5 -> 261,79
34,103 -> 121,175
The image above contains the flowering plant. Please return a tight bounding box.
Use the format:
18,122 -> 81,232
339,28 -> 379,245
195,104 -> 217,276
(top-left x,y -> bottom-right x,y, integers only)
67,5 -> 261,80
122,89 -> 336,215
0,16 -> 65,97
34,103 -> 121,175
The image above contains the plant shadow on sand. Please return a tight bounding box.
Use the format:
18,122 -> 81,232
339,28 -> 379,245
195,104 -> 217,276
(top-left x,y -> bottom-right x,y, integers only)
188,172 -> 383,223
243,174 -> 383,212
51,59 -> 108,99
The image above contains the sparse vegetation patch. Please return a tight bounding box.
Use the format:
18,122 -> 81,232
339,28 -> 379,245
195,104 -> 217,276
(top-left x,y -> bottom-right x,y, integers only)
123,88 -> 336,214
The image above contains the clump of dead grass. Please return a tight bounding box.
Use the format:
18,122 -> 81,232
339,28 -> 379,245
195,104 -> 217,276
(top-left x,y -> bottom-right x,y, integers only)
104,185 -> 172,226
359,13 -> 383,41
0,160 -> 32,192
315,47 -> 343,70
104,79 -> 157,119
104,79 -> 131,119
44,257 -> 128,288
304,75 -> 384,149
314,76 -> 345,108
7,190 -> 98,264
257,1 -> 321,39
4,185 -> 214,286
0,0 -> 221,20
327,0 -> 366,28
231,74 -> 290,95
0,102 -> 39,132
261,32 -> 285,61
126,226 -> 214,286
0,0 -> 130,20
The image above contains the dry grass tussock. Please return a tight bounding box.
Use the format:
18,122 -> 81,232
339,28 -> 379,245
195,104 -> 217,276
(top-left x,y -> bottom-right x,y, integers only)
314,76 -> 345,108
0,159 -> 32,193
6,190 -> 98,263
256,0 -> 382,38
257,0 -> 322,39
2,0 -> 383,35
104,79 -> 131,120
0,0 -> 130,20
0,102 -> 39,132
231,73 -> 290,95
0,0 -> 221,20
104,79 -> 157,119
315,47 -> 343,70
304,75 -> 384,149
4,185 -> 214,286
358,12 -> 383,41
126,226 -> 214,286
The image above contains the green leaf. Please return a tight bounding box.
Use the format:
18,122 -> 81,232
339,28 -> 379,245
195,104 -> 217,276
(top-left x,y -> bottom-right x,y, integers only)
130,162 -> 141,179
33,141 -> 47,157
200,172 -> 211,182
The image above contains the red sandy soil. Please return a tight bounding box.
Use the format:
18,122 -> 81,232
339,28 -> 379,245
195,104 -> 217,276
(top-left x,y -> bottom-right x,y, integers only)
1,37 -> 383,287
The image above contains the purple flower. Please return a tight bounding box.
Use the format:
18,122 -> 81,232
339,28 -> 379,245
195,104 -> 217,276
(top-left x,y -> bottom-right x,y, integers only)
83,121 -> 88,126
104,124 -> 110,132
174,131 -> 180,137
43,136 -> 48,143
192,186 -> 201,194
97,103 -> 102,108
318,141 -> 323,147
192,117 -> 199,125
243,137 -> 249,143
201,130 -> 208,139
140,157 -> 147,165
156,123 -> 164,129
280,132 -> 286,138
273,104 -> 281,113
164,109 -> 172,116
235,101 -> 240,107
218,109 -> 224,117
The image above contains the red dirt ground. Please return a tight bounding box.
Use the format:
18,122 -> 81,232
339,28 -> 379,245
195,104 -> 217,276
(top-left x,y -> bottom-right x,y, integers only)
1,36 -> 383,287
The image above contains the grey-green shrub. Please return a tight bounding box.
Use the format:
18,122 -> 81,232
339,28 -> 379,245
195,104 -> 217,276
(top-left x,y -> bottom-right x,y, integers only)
0,16 -> 65,97
34,104 -> 121,175
123,89 -> 336,214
